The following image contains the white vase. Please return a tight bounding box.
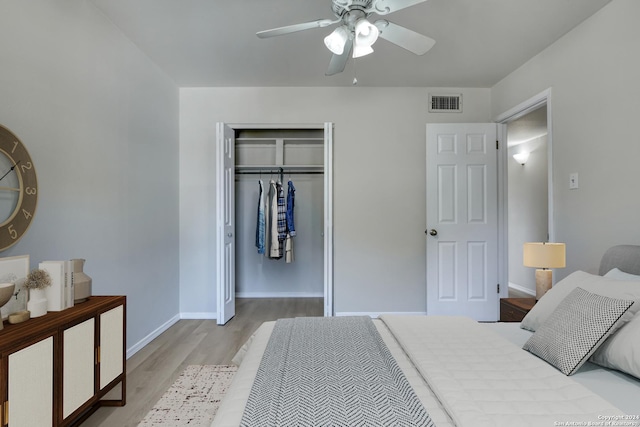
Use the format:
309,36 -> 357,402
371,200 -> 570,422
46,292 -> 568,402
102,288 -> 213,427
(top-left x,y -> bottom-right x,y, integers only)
28,288 -> 48,317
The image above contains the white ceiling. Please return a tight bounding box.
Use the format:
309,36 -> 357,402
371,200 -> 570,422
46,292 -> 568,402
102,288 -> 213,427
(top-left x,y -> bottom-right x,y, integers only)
90,0 -> 611,87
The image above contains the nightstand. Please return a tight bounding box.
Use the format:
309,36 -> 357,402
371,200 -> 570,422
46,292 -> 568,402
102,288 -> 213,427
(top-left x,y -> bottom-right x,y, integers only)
500,298 -> 536,322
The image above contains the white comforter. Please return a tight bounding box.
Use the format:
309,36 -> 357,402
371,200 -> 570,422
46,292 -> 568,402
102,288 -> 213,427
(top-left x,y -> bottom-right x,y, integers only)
381,315 -> 624,427
212,315 -> 626,427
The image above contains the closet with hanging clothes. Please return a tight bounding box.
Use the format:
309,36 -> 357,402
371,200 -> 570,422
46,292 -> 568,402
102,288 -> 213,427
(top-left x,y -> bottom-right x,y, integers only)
231,125 -> 331,303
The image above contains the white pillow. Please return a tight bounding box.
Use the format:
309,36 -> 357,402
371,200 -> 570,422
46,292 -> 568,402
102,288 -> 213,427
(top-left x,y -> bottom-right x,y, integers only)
598,267 -> 640,380
604,267 -> 640,282
520,270 -> 640,332
590,311 -> 640,380
523,287 -> 634,375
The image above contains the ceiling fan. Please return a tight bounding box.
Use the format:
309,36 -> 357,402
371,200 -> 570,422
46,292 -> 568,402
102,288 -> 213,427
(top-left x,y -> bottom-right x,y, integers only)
257,0 -> 436,76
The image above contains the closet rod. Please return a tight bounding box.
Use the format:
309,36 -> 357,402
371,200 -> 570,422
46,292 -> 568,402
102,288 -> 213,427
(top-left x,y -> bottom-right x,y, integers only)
235,170 -> 324,175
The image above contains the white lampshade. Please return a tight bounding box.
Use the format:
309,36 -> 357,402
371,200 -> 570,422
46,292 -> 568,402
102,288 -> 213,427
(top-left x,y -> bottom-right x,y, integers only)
354,18 -> 379,47
523,242 -> 566,269
352,44 -> 374,58
513,152 -> 530,165
324,26 -> 349,55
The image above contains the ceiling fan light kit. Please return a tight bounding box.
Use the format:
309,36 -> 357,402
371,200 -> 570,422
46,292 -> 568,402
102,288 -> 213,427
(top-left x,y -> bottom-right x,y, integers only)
324,26 -> 350,55
353,18 -> 379,57
352,43 -> 374,58
257,0 -> 435,76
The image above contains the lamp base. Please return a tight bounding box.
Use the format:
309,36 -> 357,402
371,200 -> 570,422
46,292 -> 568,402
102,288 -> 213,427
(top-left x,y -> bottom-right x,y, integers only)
535,269 -> 553,300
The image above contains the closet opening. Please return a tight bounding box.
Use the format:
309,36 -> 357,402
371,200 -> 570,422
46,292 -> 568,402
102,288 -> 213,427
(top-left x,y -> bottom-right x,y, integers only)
215,123 -> 334,325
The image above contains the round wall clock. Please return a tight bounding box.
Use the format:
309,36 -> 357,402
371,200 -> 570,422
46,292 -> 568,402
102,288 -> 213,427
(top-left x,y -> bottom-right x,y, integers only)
0,125 -> 38,251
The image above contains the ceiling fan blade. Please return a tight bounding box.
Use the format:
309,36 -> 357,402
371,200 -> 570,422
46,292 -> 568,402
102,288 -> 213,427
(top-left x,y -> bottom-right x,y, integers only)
374,20 -> 435,55
326,39 -> 353,76
371,0 -> 427,15
257,18 -> 338,38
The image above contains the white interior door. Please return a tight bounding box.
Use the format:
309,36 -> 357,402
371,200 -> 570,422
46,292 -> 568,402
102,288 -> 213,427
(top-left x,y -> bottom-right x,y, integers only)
426,123 -> 499,321
216,123 -> 236,325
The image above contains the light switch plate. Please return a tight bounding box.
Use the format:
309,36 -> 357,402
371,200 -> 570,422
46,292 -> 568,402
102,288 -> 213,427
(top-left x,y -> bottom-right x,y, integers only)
569,173 -> 579,189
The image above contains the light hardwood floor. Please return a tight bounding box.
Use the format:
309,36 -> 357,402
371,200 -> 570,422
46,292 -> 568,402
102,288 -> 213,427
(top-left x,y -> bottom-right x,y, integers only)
82,297 -> 323,427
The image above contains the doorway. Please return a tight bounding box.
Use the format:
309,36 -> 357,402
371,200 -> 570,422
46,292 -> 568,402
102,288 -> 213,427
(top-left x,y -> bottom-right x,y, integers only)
215,123 -> 334,325
496,89 -> 554,297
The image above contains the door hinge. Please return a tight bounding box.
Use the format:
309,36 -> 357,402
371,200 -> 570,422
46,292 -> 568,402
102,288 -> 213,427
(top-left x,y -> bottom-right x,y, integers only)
96,346 -> 101,365
497,284 -> 500,293
496,140 -> 499,149
3,400 -> 8,426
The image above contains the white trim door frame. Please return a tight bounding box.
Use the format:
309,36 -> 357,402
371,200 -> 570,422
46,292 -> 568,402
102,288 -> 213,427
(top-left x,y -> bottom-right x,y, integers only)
215,122 -> 334,324
495,88 -> 555,294
323,122 -> 334,317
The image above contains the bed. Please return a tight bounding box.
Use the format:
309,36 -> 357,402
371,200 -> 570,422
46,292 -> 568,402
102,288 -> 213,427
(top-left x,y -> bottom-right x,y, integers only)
212,245 -> 640,426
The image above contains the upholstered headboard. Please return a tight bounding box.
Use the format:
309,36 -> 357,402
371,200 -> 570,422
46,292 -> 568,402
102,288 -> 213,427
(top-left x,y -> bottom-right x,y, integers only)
598,245 -> 640,276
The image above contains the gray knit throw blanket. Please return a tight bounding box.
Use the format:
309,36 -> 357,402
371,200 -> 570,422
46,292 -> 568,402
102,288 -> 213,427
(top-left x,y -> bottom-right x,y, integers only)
240,316 -> 435,427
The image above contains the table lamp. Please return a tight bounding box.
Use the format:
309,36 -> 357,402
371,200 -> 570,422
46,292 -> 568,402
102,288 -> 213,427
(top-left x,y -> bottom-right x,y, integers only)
523,242 -> 566,300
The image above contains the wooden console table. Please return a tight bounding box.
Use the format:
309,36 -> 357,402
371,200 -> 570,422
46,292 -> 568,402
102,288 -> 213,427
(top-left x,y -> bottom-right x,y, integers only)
0,296 -> 126,426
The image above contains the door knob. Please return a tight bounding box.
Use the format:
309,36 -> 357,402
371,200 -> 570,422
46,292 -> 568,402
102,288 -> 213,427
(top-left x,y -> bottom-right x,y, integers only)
427,229 -> 438,236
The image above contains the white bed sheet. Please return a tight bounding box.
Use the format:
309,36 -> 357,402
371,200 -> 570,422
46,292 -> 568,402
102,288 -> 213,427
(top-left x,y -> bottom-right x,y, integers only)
485,322 -> 640,415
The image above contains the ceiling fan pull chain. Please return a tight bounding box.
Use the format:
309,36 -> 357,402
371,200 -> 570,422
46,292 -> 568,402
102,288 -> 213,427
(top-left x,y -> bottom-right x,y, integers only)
352,57 -> 358,85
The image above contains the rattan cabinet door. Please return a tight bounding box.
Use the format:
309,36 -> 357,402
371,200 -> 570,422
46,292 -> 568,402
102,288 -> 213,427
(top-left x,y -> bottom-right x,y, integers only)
8,337 -> 54,426
100,305 -> 123,389
63,318 -> 95,418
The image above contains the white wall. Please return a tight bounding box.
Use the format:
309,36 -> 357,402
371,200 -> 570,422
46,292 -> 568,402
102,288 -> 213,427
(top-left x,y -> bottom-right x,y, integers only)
492,0 -> 640,278
0,1 -> 180,352
179,87 -> 491,316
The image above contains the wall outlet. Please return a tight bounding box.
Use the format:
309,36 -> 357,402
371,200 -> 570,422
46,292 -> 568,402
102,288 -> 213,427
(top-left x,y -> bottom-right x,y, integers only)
569,173 -> 579,189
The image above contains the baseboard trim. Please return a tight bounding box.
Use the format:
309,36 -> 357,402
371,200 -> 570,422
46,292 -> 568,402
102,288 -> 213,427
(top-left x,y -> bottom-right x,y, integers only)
335,311 -> 427,318
236,292 -> 323,298
180,312 -> 217,320
126,314 -> 180,359
508,282 -> 536,296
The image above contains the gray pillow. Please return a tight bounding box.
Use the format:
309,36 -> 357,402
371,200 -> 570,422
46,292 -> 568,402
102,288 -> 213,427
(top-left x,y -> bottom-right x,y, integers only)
523,287 -> 633,375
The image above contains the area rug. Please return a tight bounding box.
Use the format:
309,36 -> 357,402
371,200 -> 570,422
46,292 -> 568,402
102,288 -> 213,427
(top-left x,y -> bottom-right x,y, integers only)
138,364 -> 237,427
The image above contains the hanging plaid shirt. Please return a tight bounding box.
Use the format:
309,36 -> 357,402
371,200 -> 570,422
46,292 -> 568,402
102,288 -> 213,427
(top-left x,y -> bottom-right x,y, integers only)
269,180 -> 280,259
277,181 -> 287,243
